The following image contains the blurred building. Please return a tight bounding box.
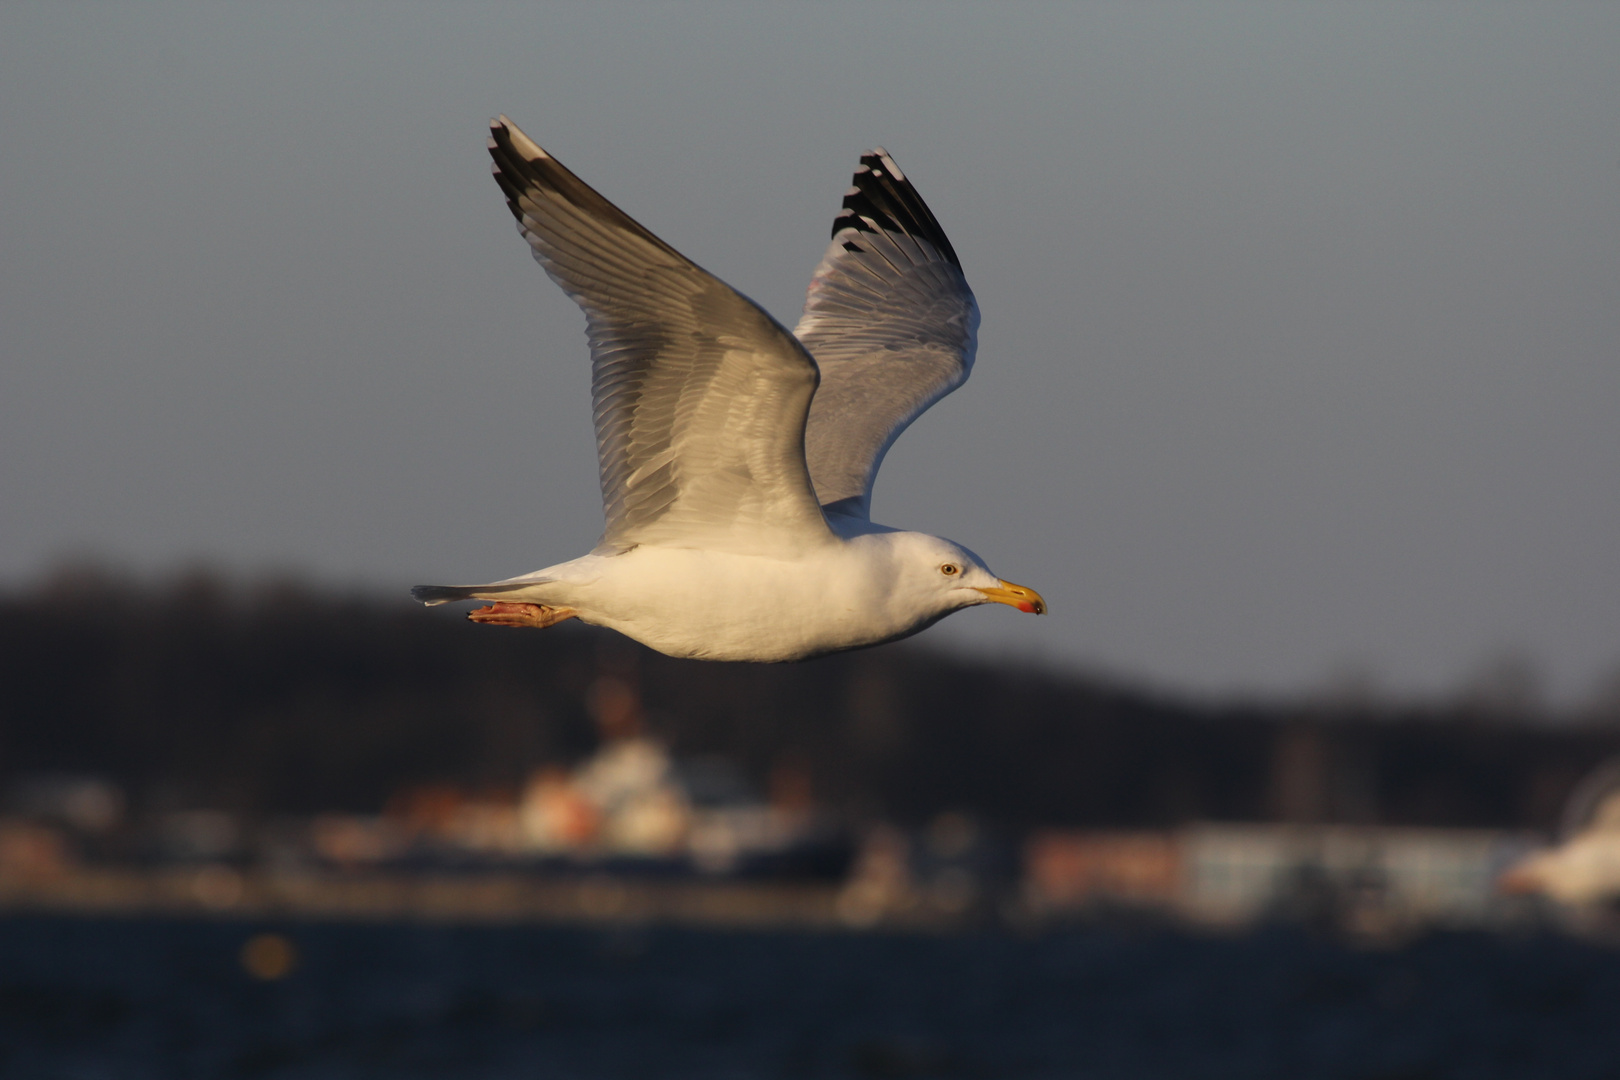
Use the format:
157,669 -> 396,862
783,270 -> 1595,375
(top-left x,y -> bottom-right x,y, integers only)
0,821 -> 74,882
1026,824 -> 1539,932
0,774 -> 127,883
1025,831 -> 1181,912
358,676 -> 849,877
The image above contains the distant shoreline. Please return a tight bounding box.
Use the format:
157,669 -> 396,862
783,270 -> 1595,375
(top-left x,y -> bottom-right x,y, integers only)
0,868 -> 875,930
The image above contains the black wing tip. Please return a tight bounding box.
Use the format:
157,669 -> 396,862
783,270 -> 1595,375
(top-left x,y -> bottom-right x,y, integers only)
830,147 -> 961,269
488,115 -> 549,160
485,116 -> 562,223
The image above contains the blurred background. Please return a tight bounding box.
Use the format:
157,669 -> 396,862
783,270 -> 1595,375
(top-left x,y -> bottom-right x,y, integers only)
3,3 -> 1620,1077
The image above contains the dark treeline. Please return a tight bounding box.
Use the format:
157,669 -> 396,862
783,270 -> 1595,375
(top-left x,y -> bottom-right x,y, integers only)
2,571 -> 1616,833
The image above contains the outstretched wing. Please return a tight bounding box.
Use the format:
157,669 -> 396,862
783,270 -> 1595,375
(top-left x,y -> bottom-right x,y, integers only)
793,149 -> 979,520
488,117 -> 832,554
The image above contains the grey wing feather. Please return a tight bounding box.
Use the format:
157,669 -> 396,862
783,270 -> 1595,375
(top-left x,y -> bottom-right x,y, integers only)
793,149 -> 979,520
488,117 -> 832,554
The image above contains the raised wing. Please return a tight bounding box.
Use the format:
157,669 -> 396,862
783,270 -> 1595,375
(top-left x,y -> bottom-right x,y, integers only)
794,149 -> 979,520
488,118 -> 832,554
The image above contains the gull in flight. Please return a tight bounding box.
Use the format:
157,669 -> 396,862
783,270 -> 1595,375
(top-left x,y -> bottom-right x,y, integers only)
414,117 -> 1045,661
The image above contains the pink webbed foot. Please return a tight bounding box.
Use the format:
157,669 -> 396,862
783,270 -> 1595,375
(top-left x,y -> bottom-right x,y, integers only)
466,602 -> 579,629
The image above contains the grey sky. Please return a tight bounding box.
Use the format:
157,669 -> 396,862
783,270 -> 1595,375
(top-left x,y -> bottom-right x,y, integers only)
2,3 -> 1617,705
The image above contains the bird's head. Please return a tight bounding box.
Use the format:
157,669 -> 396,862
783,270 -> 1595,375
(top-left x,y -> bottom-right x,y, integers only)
890,533 -> 1047,617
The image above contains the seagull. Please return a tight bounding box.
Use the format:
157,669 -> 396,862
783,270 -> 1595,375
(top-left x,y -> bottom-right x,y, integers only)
413,117 -> 1045,662
1500,759 -> 1620,907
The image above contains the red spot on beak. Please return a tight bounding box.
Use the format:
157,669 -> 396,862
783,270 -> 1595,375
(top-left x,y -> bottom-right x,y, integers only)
1016,601 -> 1036,614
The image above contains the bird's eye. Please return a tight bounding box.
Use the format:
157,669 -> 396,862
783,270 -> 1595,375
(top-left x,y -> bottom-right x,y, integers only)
940,563 -> 960,577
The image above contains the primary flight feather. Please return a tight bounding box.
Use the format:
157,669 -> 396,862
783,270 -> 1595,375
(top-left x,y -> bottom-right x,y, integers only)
413,117 -> 1044,661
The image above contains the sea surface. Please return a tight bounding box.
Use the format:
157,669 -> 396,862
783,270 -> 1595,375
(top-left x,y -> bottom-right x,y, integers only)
1,915 -> 1618,1079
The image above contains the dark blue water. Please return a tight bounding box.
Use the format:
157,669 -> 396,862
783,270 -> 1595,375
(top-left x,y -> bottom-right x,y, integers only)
1,916 -> 1618,1079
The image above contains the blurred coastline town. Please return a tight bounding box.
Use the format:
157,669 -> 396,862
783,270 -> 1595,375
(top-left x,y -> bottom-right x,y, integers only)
3,570 -> 1619,938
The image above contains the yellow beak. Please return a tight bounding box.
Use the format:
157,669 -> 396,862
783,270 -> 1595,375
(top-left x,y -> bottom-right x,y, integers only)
974,579 -> 1047,615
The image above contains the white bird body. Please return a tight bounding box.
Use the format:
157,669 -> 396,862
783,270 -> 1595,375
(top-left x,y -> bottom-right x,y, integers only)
1501,782 -> 1620,907
414,118 -> 1044,661
1504,831 -> 1620,907
462,527 -> 1019,663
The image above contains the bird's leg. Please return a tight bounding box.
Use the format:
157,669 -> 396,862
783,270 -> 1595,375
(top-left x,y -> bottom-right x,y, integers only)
466,602 -> 579,629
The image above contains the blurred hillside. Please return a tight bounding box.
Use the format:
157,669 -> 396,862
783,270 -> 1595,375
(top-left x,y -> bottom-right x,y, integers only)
2,570 -> 1616,833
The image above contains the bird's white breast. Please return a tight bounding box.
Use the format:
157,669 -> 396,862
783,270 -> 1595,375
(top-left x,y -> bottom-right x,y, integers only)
538,537 -> 941,662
